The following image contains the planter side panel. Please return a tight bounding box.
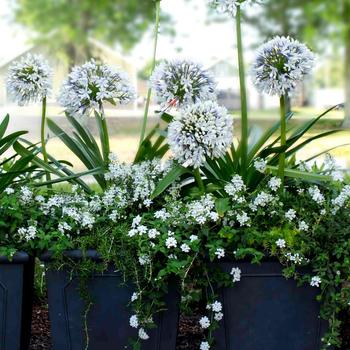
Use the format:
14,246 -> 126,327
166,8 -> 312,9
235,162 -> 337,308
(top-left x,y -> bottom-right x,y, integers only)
0,259 -> 34,350
214,261 -> 326,350
45,266 -> 180,350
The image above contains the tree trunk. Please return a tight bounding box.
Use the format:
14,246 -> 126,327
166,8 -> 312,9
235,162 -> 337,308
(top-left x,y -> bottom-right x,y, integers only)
342,2 -> 350,127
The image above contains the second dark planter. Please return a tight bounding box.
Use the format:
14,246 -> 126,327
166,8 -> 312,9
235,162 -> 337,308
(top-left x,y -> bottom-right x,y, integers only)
41,250 -> 180,350
212,260 -> 328,350
0,252 -> 34,350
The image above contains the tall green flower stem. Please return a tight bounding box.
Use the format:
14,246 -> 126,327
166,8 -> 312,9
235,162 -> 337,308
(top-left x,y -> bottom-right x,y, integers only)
139,0 -> 161,145
194,168 -> 205,195
98,105 -> 110,164
40,96 -> 51,186
236,6 -> 248,176
278,94 -> 287,185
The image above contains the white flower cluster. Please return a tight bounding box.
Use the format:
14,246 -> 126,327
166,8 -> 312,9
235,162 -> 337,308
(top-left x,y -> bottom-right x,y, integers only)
250,191 -> 274,211
230,267 -> 241,282
200,341 -> 211,350
207,300 -> 224,321
208,0 -> 265,16
7,53 -> 52,105
18,223 -> 37,241
105,156 -> 170,210
20,186 -> 34,204
40,192 -> 100,233
129,315 -> 150,341
252,36 -> 315,96
310,276 -> 321,288
225,174 -> 246,201
308,186 -> 325,204
168,101 -> 233,168
268,177 -> 282,192
150,59 -> 216,108
59,59 -> 135,117
332,185 -> 350,211
186,195 -> 219,224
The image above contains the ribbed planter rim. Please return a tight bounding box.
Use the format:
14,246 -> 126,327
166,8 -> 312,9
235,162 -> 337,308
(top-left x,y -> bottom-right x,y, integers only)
40,249 -> 102,262
0,251 -> 30,264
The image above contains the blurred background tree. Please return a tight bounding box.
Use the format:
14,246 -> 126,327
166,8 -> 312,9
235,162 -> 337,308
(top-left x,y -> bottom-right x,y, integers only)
10,0 -> 171,66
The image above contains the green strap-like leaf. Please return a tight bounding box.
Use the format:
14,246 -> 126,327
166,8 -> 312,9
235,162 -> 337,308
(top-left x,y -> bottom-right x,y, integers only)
266,165 -> 331,182
151,163 -> 189,199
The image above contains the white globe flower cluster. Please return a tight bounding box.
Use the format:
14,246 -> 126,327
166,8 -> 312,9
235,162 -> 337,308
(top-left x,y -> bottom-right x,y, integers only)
150,59 -> 217,108
168,101 -> 233,168
208,0 -> 265,16
252,36 -> 315,96
7,53 -> 52,105
59,59 -> 136,117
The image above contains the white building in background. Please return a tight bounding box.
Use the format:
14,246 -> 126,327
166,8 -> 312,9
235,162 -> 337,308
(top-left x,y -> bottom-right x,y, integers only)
0,38 -> 138,108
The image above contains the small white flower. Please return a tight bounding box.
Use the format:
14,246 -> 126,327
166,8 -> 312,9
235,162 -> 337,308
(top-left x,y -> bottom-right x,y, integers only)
168,101 -> 233,168
180,243 -> 191,253
276,238 -> 286,249
190,235 -> 199,242
211,301 -> 222,313
132,215 -> 142,228
4,187 -> 15,195
129,315 -> 139,328
268,177 -> 282,192
138,328 -> 149,340
200,341 -> 211,350
199,316 -> 211,329
254,158 -> 267,173
148,229 -> 160,239
298,220 -> 309,232
131,292 -> 138,302
138,255 -> 150,266
285,209 -> 296,221
165,236 -> 177,249
215,248 -> 225,259
230,267 -> 241,282
154,209 -> 170,221
236,211 -> 250,227
310,276 -> 321,288
7,53 -> 52,105
214,312 -> 224,321
150,59 -> 216,108
252,36 -> 315,96
308,186 -> 325,204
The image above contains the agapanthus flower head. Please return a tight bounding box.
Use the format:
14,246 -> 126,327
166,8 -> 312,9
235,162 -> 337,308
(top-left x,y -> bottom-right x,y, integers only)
7,53 -> 52,105
252,36 -> 315,96
150,59 -> 216,108
59,59 -> 135,117
208,0 -> 265,16
168,101 -> 233,168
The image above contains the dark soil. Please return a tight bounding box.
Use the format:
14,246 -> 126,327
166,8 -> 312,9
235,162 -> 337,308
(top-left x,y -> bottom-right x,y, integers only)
29,300 -> 350,350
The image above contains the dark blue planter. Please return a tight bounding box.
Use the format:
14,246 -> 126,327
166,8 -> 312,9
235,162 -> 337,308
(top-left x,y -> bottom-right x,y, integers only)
41,250 -> 180,350
0,252 -> 34,350
213,260 -> 328,350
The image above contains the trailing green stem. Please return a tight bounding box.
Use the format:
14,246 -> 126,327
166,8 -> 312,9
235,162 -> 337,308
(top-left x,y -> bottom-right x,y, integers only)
236,6 -> 248,176
278,95 -> 287,185
40,96 -> 51,186
194,168 -> 205,195
139,0 -> 161,145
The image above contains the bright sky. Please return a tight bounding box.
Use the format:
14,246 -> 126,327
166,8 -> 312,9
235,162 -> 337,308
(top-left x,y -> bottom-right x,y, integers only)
0,0 -> 258,69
